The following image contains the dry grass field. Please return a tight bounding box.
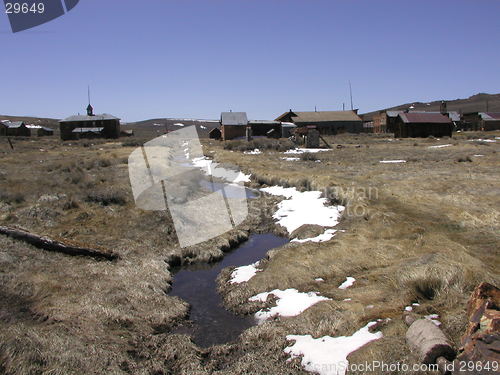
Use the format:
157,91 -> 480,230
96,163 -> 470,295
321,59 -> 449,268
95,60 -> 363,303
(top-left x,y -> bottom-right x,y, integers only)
0,131 -> 498,374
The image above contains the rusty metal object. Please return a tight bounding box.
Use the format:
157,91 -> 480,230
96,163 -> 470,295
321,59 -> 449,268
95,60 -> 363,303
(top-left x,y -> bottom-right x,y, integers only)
453,282 -> 500,374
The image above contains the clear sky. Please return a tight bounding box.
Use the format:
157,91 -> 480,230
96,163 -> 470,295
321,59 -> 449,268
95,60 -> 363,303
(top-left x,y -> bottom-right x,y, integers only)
1,0 -> 499,122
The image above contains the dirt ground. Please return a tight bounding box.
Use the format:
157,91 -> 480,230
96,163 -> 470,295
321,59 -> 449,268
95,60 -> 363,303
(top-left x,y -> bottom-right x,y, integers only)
0,131 -> 498,374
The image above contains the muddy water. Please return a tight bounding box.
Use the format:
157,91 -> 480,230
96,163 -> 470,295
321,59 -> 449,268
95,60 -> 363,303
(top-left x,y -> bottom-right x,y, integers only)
169,233 -> 288,347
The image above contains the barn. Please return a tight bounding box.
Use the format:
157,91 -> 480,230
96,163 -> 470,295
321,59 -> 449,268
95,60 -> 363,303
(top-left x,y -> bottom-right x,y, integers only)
220,112 -> 248,140
394,112 -> 453,138
59,104 -> 120,140
0,121 -> 31,137
275,110 -> 363,135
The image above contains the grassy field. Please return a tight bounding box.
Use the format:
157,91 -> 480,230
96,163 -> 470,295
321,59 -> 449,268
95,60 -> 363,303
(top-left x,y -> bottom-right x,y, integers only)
0,131 -> 498,374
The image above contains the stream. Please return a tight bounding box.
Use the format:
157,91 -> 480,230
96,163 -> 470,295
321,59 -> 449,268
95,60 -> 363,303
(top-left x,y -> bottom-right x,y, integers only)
169,233 -> 289,347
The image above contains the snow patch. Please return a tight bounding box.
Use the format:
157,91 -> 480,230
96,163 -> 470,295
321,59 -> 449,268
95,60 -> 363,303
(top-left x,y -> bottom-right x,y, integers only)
284,322 -> 383,375
292,229 -> 336,243
469,139 -> 496,143
230,262 -> 260,284
284,148 -> 330,154
260,186 -> 344,234
281,157 -> 300,161
428,144 -> 452,149
338,277 -> 355,290
379,160 -> 406,163
244,149 -> 262,155
249,289 -> 330,323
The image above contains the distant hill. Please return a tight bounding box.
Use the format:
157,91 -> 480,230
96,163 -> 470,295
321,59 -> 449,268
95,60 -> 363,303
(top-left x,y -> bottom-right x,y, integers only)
124,118 -> 220,138
361,93 -> 500,120
0,115 -> 59,129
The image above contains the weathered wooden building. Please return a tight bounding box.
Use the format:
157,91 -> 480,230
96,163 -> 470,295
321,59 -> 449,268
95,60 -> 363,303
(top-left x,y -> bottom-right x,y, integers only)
275,110 -> 363,135
0,121 -> 31,137
220,112 -> 248,140
462,112 -> 500,131
394,112 -> 453,138
59,104 -> 120,140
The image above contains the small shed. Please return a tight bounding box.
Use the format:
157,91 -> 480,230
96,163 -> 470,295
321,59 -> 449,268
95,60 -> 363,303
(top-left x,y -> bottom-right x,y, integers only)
220,112 -> 248,140
37,127 -> 54,137
394,112 -> 453,138
209,127 -> 222,140
120,129 -> 134,137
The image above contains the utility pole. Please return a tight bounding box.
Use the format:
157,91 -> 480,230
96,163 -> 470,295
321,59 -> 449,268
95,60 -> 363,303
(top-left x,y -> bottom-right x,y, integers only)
349,80 -> 354,110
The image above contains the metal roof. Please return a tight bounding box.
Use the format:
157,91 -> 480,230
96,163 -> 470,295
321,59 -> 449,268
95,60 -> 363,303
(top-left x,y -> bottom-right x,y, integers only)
221,112 -> 248,126
409,111 -> 461,122
4,121 -> 25,128
60,114 -> 120,123
281,122 -> 297,128
248,120 -> 281,125
399,112 -> 452,124
278,110 -> 362,123
71,127 -> 104,133
479,112 -> 500,120
40,127 -> 54,132
386,110 -> 403,118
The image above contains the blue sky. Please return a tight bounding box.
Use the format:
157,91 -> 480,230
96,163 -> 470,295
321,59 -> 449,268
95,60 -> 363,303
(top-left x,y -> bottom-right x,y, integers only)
1,0 -> 499,122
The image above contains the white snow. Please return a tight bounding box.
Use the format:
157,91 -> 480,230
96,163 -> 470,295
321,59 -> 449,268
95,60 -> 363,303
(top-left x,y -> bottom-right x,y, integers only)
468,139 -> 496,143
428,144 -> 452,149
260,186 -> 344,234
230,262 -> 260,284
200,125 -> 207,129
343,298 -> 352,302
281,157 -> 300,161
338,277 -> 355,290
284,321 -> 383,375
404,306 -> 413,312
315,278 -> 324,282
249,288 -> 330,323
379,160 -> 406,163
424,314 -> 442,326
291,229 -> 337,243
244,149 -> 262,155
173,123 -> 185,127
191,156 -> 251,183
284,148 -> 330,154
473,154 -> 484,157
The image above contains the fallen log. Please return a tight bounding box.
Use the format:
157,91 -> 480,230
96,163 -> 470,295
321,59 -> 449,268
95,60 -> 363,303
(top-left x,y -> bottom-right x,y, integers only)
0,225 -> 118,261
406,318 -> 456,364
